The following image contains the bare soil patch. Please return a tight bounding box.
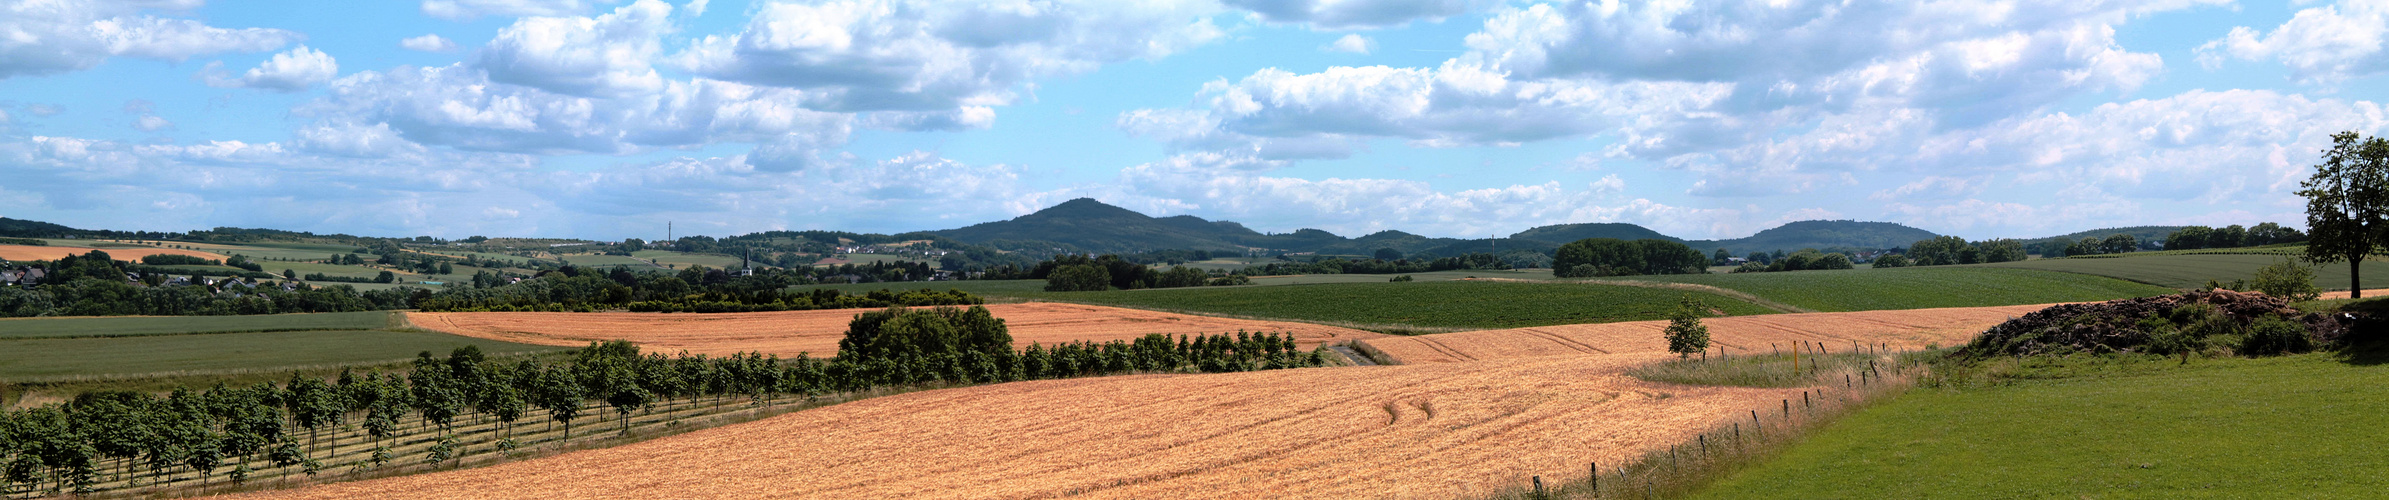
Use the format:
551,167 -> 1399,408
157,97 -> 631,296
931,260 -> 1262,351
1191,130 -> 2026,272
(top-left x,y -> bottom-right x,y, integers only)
407,303 -> 1384,357
226,354 -> 1797,500
0,244 -> 227,262
1364,304 -> 2048,364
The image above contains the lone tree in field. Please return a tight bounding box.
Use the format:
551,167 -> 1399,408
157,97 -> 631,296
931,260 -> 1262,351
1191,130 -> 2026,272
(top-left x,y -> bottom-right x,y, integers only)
1664,296 -> 1711,358
2299,131 -> 2389,298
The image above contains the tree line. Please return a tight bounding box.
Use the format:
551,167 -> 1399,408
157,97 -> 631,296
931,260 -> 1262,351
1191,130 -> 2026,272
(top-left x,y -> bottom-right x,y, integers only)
2162,223 -> 2304,251
1552,238 -> 1708,278
1729,250 -> 1856,273
412,266 -> 983,313
0,306 -> 1330,496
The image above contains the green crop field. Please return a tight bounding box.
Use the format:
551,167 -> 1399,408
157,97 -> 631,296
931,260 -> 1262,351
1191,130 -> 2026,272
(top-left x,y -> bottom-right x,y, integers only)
0,311 -> 393,339
1695,353 -> 2389,498
1983,253 -> 2389,290
634,249 -> 757,269
1247,268 -> 1556,285
1588,267 -> 2175,312
560,253 -> 667,269
0,330 -> 566,381
1010,281 -> 1776,330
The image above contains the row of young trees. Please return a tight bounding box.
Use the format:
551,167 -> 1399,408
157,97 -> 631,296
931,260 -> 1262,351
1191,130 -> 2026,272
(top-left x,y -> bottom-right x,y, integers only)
0,306 -> 1333,496
1035,255 -> 1244,292
2163,223 -> 2305,251
1552,238 -> 1709,278
1728,250 -> 1855,273
1904,236 -> 2029,266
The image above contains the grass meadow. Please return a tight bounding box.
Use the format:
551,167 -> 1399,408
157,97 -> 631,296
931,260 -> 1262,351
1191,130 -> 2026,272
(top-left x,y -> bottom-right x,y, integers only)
0,329 -> 566,381
1691,352 -> 2389,498
0,311 -> 393,339
1590,267 -> 2176,312
1985,253 -> 2389,290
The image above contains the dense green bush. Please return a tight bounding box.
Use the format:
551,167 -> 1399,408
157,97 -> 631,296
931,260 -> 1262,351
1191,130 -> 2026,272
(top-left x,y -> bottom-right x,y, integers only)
2240,314 -> 2314,356
2250,258 -> 2320,301
1044,264 -> 1112,292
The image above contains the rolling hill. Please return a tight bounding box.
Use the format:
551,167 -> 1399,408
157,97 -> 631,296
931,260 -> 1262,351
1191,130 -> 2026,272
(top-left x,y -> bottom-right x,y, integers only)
1688,220 -> 1941,255
1509,223 -> 1683,244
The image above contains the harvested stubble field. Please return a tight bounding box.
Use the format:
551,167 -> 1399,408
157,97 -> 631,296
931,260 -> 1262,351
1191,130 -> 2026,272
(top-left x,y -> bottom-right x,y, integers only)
1362,304 -> 2048,364
406,302 -> 1384,357
229,354 -> 1803,500
0,243 -> 225,262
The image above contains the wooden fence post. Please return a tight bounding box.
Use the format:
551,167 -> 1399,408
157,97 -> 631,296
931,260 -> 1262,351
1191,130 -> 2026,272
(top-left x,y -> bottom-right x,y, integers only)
1534,475 -> 1544,497
1590,461 -> 1598,496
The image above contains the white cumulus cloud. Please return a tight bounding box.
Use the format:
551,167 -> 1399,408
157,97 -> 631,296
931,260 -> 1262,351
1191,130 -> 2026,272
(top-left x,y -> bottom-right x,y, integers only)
2196,0 -> 2389,84
1323,33 -> 1374,54
202,45 -> 338,92
0,0 -> 299,80
400,34 -> 459,52
1226,0 -> 1495,29
480,0 -> 672,98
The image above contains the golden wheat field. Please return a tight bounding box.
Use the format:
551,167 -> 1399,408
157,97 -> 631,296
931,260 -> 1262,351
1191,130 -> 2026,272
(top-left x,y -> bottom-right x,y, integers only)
0,243 -> 227,262
225,353 -> 1800,500
1361,304 -> 2044,364
406,302 -> 1384,357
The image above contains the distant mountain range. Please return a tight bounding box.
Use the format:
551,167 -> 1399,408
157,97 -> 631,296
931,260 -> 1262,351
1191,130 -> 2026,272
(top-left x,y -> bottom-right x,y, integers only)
3,199 -> 2196,258
930,198 -> 1949,256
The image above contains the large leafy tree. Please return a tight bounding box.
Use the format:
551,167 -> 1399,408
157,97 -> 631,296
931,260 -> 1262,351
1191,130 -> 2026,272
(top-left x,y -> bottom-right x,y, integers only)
2299,131 -> 2389,298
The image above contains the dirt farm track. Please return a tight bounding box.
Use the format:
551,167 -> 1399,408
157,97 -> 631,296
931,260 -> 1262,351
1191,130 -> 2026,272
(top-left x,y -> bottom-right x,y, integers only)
236,303 -> 2043,499
406,303 -> 1386,357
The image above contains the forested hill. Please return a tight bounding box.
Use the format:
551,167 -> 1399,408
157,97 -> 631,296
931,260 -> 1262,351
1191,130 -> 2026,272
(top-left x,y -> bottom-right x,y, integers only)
1509,223 -> 1682,244
930,198 -> 1263,252
1687,220 -> 1942,254
929,198 -> 1531,255
927,200 -> 1942,256
0,217 -> 93,238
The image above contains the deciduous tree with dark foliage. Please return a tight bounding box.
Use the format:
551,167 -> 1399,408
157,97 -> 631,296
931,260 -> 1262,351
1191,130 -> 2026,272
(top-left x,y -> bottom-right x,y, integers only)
2299,131 -> 2389,298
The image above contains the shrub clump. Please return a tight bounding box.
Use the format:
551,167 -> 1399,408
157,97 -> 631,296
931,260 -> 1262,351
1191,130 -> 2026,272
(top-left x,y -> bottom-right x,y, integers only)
1959,290 -> 2344,358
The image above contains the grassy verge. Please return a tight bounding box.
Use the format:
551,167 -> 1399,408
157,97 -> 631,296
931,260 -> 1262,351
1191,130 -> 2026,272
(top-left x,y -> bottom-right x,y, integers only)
1689,351 -> 2389,498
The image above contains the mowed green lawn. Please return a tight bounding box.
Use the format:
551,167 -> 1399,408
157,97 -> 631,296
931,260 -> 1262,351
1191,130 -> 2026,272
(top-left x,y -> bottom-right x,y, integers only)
1984,253 -> 2389,290
1592,267 -> 2175,312
1696,353 -> 2389,498
0,311 -> 392,339
1014,281 -> 1778,330
0,330 -> 566,380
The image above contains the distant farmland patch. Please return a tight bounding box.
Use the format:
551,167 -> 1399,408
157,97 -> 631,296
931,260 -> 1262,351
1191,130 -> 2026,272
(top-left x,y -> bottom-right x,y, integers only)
0,244 -> 225,262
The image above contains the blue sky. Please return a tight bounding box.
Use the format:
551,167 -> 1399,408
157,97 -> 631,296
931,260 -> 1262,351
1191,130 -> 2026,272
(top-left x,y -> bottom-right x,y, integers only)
3,0 -> 2386,242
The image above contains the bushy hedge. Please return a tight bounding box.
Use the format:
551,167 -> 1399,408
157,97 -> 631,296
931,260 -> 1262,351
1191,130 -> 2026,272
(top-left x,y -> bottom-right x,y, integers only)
1553,238 -> 1708,278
